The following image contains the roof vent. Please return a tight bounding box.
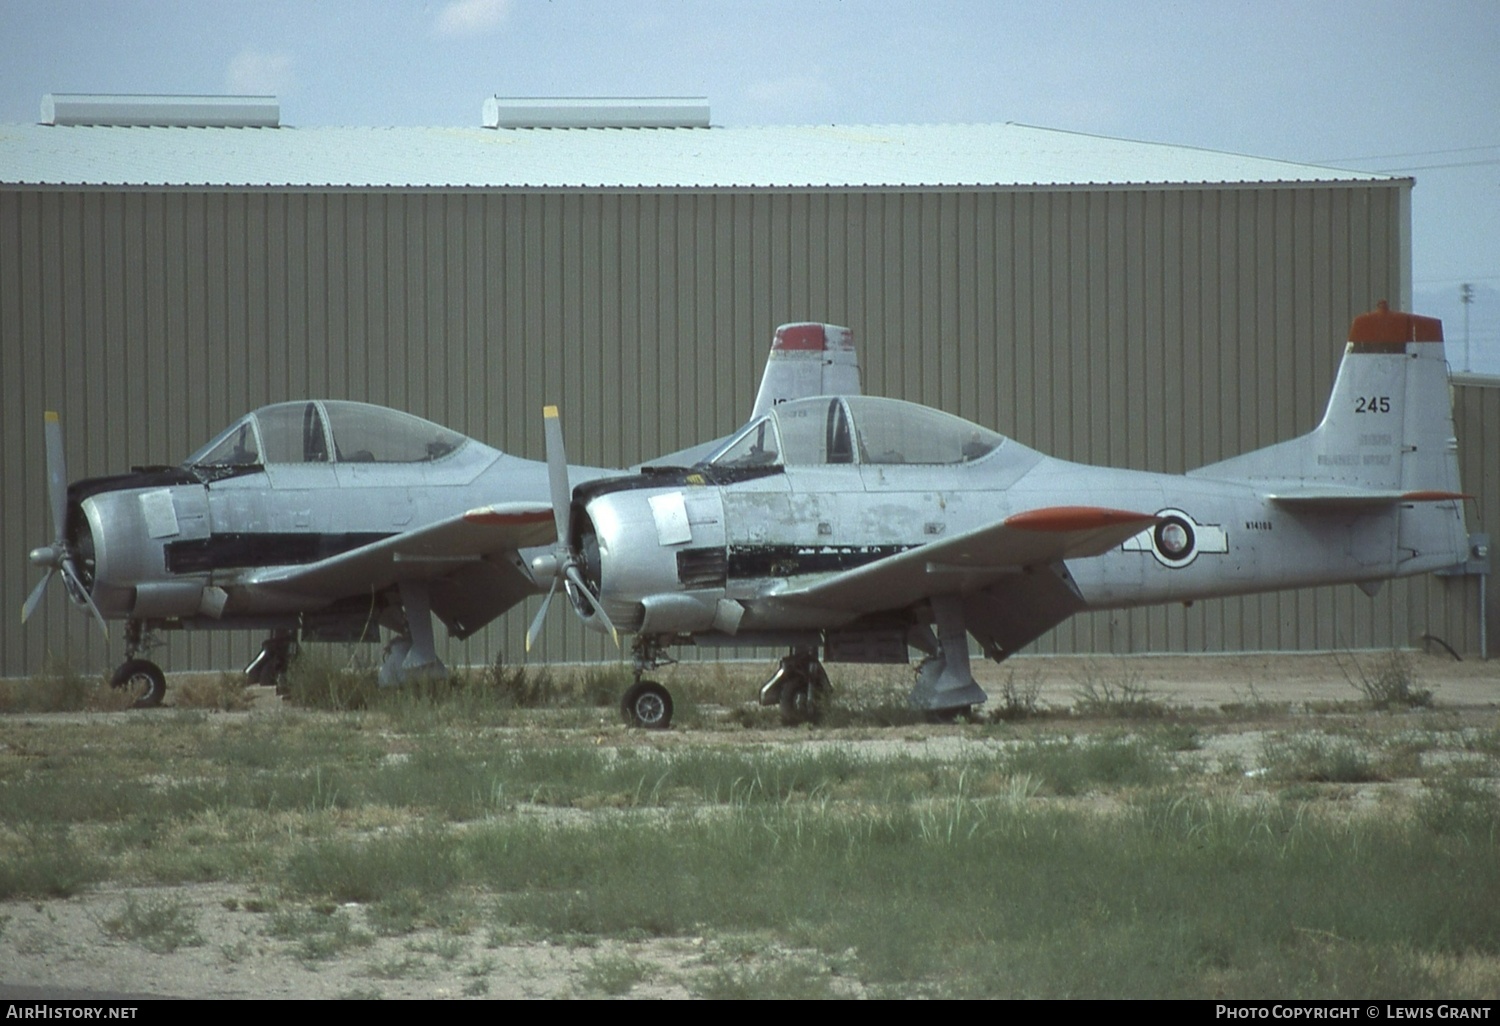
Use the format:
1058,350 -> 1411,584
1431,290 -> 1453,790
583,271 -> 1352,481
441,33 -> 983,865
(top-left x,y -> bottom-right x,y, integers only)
482,96 -> 709,129
41,94 -> 280,128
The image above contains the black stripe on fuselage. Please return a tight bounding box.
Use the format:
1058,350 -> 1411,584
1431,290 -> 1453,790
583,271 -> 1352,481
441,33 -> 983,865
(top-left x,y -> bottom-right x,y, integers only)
727,543 -> 914,579
573,463 -> 783,503
166,532 -> 393,573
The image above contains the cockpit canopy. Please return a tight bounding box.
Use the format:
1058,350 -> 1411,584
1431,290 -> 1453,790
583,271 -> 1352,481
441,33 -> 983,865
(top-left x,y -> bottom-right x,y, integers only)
709,396 -> 1004,469
187,400 -> 467,467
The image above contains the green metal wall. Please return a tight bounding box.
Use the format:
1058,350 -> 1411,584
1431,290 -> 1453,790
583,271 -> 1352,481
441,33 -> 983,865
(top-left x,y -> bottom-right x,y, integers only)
6,182 -> 1479,681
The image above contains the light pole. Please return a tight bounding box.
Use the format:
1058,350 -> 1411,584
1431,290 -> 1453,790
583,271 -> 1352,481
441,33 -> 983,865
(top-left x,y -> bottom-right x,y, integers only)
1460,282 -> 1474,372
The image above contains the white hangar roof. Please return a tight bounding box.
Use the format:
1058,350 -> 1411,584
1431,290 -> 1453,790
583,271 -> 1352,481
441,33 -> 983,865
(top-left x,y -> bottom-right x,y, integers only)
0,120 -> 1398,191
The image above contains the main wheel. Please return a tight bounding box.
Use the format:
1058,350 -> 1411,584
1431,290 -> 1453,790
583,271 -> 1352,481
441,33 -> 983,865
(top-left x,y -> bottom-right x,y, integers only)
620,680 -> 674,730
778,674 -> 824,726
110,658 -> 166,709
926,705 -> 975,724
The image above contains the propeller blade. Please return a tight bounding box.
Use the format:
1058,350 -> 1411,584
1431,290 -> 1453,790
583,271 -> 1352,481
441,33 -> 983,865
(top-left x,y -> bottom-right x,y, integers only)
524,576 -> 558,653
542,405 -> 572,547
43,411 -> 68,545
565,562 -> 618,646
21,570 -> 52,624
60,558 -> 109,638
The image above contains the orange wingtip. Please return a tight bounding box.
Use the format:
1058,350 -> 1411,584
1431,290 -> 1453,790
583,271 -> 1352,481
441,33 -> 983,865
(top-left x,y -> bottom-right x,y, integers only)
1005,506 -> 1160,533
464,507 -> 553,526
1400,490 -> 1470,503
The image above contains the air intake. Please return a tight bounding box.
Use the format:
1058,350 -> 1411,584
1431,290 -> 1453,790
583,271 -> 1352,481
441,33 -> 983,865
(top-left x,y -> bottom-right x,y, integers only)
482,96 -> 709,129
41,94 -> 280,128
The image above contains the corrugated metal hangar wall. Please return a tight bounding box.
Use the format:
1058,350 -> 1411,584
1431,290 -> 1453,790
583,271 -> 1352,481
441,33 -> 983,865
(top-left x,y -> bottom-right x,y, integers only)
2,181 -> 1491,678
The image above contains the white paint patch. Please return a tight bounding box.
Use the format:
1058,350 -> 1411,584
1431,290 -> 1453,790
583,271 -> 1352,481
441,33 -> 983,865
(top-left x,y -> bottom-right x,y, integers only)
649,491 -> 693,546
139,489 -> 180,539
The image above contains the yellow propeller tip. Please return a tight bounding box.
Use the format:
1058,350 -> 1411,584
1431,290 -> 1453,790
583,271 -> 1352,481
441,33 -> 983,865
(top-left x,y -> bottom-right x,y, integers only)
543,405 -> 559,418
44,411 -> 59,423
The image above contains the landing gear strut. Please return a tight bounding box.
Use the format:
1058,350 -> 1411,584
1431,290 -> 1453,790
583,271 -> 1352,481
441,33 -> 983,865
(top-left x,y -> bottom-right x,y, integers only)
621,635 -> 677,729
245,629 -> 297,688
909,595 -> 989,719
378,581 -> 448,686
113,619 -> 166,708
760,649 -> 831,725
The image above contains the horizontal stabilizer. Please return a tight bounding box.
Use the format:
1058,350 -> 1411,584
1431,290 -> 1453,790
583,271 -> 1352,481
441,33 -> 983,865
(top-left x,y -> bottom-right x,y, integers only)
245,502 -> 556,597
776,506 -> 1158,612
1267,488 -> 1467,510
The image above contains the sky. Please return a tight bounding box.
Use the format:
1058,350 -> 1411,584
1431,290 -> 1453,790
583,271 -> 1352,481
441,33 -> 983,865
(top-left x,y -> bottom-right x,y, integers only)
3,0 -> 1497,367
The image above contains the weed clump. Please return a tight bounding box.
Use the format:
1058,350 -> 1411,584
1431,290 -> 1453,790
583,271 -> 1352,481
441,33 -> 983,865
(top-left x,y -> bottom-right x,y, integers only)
266,906 -> 373,964
484,653 -> 559,707
0,658 -> 100,713
174,674 -> 255,711
0,826 -> 100,899
1070,661 -> 1171,720
1343,650 -> 1433,710
987,665 -> 1046,721
282,649 -> 377,710
1260,734 -> 1384,783
100,895 -> 204,954
1417,775 -> 1500,839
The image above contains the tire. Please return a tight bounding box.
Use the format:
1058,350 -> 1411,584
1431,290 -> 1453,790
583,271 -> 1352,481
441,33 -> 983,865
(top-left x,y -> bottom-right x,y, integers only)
110,658 -> 166,709
620,680 -> 673,730
778,674 -> 823,726
926,705 -> 974,725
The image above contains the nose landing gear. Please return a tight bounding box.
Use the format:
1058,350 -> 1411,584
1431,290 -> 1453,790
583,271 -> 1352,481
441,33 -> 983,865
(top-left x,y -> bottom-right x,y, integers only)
620,635 -> 677,730
112,619 -> 166,708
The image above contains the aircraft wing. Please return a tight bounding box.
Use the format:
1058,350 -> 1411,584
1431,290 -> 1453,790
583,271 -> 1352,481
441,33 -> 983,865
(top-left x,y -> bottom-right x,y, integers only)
773,506 -> 1159,613
242,502 -> 556,599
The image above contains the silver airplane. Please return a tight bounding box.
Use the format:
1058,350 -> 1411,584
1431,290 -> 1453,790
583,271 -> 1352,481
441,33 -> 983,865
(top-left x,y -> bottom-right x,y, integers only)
531,303 -> 1471,728
21,323 -> 861,706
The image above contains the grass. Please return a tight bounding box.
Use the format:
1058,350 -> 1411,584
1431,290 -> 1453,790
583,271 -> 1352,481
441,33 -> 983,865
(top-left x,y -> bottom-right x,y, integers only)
2,659 -> 1498,998
0,658 -> 108,713
266,906 -> 374,965
1260,734 -> 1386,783
1069,660 -> 1172,719
99,894 -> 204,954
1340,649 -> 1434,710
173,673 -> 256,711
578,951 -> 656,996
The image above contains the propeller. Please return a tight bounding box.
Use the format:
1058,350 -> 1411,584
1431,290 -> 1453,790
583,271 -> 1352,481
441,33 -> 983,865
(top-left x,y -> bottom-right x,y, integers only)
21,411 -> 108,635
524,405 -> 617,652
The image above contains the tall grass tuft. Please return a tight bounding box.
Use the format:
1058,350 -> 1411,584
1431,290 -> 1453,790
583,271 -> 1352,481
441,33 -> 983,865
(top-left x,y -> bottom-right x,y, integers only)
99,894 -> 204,954
0,658 -> 100,713
1070,661 -> 1171,719
282,648 -> 377,710
0,826 -> 100,899
173,673 -> 256,711
1342,649 -> 1433,710
1260,734 -> 1385,783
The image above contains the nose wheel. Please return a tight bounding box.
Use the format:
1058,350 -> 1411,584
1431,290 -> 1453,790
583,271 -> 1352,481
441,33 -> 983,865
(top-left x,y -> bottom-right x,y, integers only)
110,658 -> 166,708
618,635 -> 678,729
620,679 -> 674,730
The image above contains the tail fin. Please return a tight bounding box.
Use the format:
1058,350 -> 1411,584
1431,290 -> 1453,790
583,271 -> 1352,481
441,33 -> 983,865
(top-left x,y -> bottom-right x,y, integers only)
1191,302 -> 1467,572
641,323 -> 861,470
1192,302 -> 1460,498
749,323 -> 861,420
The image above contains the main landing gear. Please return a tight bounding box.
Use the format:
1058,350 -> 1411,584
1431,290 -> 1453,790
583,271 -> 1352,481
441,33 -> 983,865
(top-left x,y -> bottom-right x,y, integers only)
759,649 -> 831,726
245,629 -> 297,689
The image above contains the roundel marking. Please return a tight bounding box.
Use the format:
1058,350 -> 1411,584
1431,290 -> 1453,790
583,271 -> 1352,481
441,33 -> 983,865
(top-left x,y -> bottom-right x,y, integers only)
1151,509 -> 1199,568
